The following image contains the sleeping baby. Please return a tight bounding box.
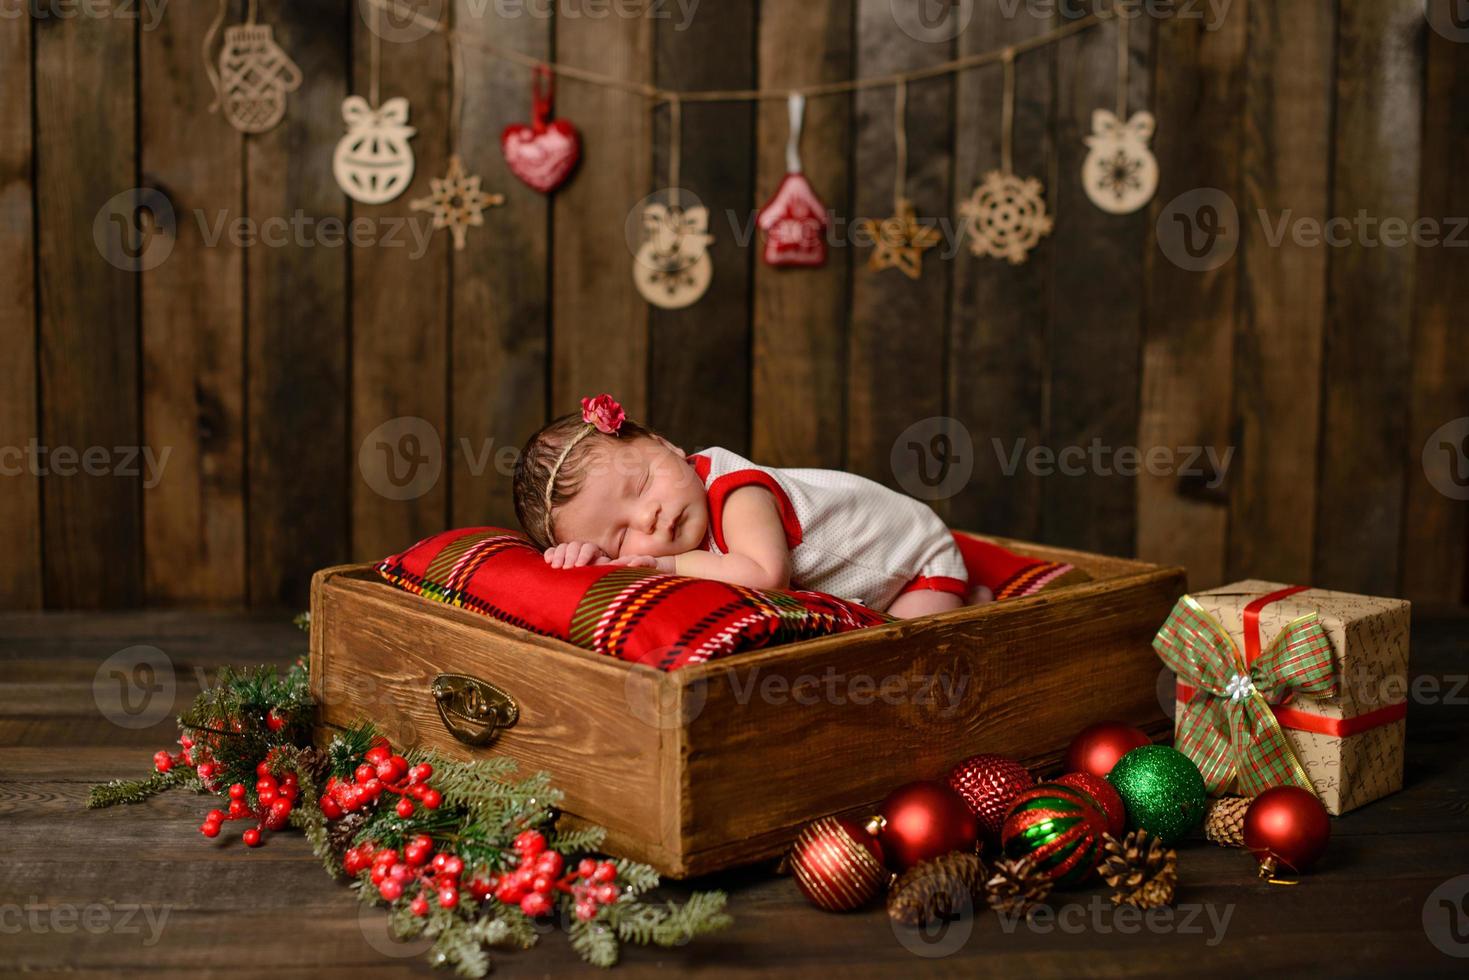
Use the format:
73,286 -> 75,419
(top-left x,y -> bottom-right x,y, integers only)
511,394 -> 992,618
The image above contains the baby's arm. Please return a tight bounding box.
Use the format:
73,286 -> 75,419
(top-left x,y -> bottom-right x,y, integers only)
671,485 -> 791,591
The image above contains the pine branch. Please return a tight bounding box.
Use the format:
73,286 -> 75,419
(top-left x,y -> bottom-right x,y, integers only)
610,858 -> 662,899
569,918 -> 620,968
86,765 -> 191,808
606,891 -> 731,948
549,824 -> 607,853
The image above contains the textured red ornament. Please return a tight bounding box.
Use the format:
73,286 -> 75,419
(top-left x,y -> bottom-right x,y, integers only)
1055,771 -> 1126,837
875,780 -> 980,871
501,67 -> 581,194
1064,721 -> 1151,778
757,172 -> 829,267
788,816 -> 888,912
948,754 -> 1034,840
1243,786 -> 1331,876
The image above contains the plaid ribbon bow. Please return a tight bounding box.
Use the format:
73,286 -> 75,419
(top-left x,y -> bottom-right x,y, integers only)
1153,595 -> 1337,798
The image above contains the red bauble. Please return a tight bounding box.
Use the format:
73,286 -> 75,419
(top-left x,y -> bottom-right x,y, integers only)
1243,786 -> 1330,876
1055,771 -> 1126,837
788,817 -> 888,912
1064,721 -> 1151,778
948,754 -> 1034,840
875,781 -> 980,871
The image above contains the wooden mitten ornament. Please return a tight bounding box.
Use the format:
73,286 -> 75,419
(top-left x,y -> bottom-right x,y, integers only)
334,97 -> 417,205
501,67 -> 581,194
214,22 -> 302,134
756,95 -> 828,267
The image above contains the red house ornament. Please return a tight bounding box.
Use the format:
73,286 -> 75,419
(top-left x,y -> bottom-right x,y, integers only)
756,95 -> 829,268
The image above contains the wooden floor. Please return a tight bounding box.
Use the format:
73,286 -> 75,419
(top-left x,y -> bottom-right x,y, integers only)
4,608 -> 1468,978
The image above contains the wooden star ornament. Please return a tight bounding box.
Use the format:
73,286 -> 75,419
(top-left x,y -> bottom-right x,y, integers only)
858,198 -> 942,280
409,155 -> 504,250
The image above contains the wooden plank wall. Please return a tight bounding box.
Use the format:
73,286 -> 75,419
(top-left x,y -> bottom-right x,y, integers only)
3,0 -> 1465,610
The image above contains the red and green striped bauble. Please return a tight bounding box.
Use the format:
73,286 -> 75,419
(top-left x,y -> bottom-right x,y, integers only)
1000,783 -> 1108,888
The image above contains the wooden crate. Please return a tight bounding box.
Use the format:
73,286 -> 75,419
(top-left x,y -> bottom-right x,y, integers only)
309,536 -> 1185,878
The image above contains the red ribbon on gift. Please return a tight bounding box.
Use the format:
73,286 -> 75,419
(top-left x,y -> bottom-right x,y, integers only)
1174,585 -> 1407,738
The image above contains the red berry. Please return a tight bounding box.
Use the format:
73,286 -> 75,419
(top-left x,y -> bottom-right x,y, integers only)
410,894 -> 430,917
196,762 -> 215,780
200,821 -> 221,838
591,862 -> 616,884
258,787 -> 277,806
255,761 -> 271,777
374,848 -> 399,866
227,799 -> 247,818
228,783 -> 246,800
370,864 -> 389,885
596,884 -> 617,904
180,734 -> 194,749
206,809 -> 226,822
437,887 -> 459,909
395,798 -> 415,818
520,892 -> 552,917
468,877 -> 492,901
577,858 -> 597,877
440,855 -> 464,879
405,836 -> 433,866
278,782 -> 298,802
536,852 -> 563,877
266,709 -> 285,732
265,799 -> 292,830
365,744 -> 391,766
514,830 -> 545,856
576,901 -> 596,922
355,764 -> 376,785
379,878 -> 403,901
242,828 -> 261,847
153,750 -> 173,773
408,763 -> 433,784
420,789 -> 441,810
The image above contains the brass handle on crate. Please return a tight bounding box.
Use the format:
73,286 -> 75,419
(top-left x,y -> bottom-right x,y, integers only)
431,673 -> 519,746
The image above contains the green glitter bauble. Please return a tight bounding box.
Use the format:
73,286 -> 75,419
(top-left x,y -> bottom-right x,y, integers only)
1106,745 -> 1206,845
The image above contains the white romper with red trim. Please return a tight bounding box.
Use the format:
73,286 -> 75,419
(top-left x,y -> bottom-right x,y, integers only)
687,447 -> 968,612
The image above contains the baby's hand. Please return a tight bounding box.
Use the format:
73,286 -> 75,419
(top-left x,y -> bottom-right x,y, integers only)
607,554 -> 676,573
543,541 -> 607,569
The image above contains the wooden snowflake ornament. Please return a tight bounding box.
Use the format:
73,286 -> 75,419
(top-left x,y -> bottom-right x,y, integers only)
960,171 -> 1053,265
1083,110 -> 1158,215
633,201 -> 714,309
409,155 -> 504,251
858,198 -> 941,280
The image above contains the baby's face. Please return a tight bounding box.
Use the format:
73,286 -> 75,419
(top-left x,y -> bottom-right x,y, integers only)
552,436 -> 709,558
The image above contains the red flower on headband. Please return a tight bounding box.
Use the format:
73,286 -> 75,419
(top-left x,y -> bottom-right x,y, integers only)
581,394 -> 625,435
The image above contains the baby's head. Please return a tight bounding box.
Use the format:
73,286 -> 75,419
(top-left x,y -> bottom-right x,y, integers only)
512,396 -> 709,558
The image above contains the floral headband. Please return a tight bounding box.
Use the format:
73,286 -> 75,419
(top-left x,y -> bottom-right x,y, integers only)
541,394 -> 626,545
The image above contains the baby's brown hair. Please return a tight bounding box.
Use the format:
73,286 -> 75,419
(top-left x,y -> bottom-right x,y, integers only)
512,412 -> 654,551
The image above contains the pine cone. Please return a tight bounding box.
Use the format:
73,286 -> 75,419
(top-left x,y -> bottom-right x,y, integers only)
985,856 -> 1052,917
1203,796 -> 1250,847
1099,831 -> 1178,909
887,852 -> 985,927
327,810 -> 368,854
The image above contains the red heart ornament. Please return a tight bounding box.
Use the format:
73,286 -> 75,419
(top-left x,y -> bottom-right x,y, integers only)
500,118 -> 581,194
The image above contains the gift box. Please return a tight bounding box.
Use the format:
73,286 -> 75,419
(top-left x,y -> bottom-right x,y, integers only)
1154,581 -> 1410,815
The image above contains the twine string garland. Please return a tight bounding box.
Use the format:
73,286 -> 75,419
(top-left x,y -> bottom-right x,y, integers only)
892,80 -> 906,213
1000,48 -> 1015,175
